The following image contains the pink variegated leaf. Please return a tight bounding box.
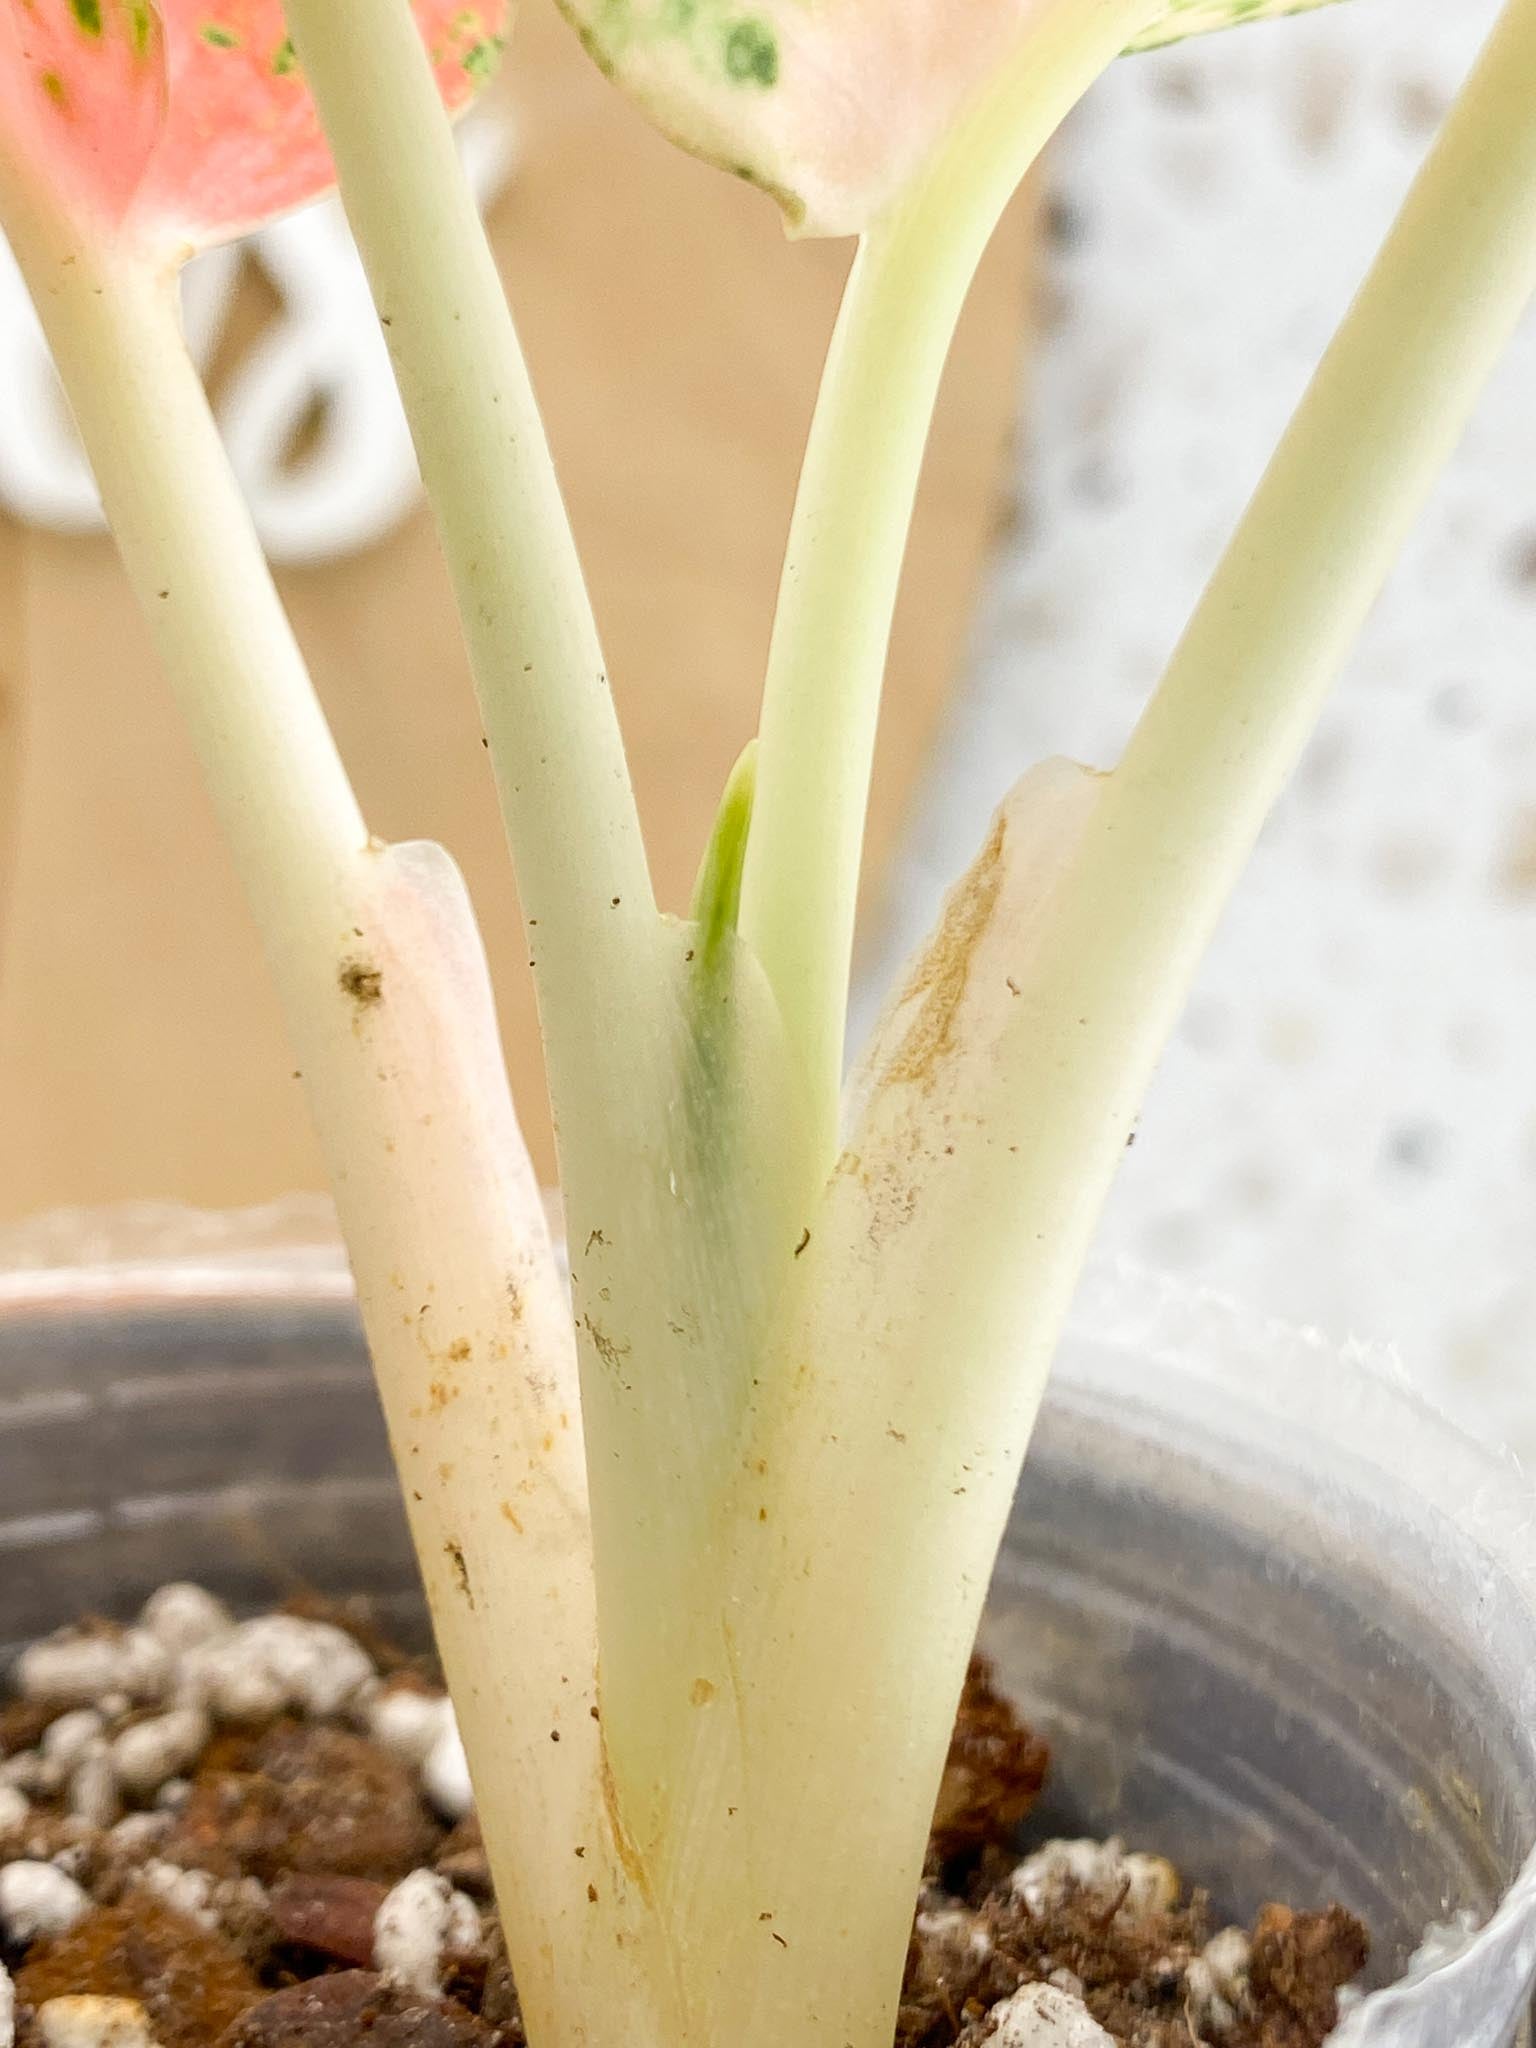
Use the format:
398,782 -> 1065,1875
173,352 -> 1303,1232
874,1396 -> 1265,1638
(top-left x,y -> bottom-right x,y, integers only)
0,0 -> 165,229
132,1 -> 509,251
0,0 -> 509,257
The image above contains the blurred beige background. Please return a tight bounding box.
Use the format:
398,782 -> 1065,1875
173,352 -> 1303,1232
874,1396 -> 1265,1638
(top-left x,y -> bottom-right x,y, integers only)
0,2 -> 1034,1218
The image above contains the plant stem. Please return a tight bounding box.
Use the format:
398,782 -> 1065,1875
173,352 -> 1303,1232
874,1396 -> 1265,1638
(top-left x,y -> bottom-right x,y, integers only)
282,1 -> 826,1894
739,0 -> 1163,1170
880,0 -> 1536,1396
4,228 -> 364,935
3,200 -> 669,2048
283,0 -> 664,1139
679,3 -> 1536,2044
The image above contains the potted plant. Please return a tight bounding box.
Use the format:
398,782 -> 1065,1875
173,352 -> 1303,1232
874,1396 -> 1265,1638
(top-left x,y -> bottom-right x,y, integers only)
0,0 -> 1534,2044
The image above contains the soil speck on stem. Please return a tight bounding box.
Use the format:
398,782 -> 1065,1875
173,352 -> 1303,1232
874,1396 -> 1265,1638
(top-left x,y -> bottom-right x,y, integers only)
338,961 -> 383,1008
443,1547 -> 474,1612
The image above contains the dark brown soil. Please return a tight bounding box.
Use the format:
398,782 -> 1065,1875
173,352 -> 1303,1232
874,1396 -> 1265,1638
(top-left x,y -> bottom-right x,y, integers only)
0,1700 -> 54,1760
897,1881 -> 1366,2048
929,1661 -> 1051,1864
1237,1906 -> 1371,2048
0,1609 -> 1366,2048
225,1972 -> 495,2048
167,1723 -> 439,1885
895,1667 -> 1365,2048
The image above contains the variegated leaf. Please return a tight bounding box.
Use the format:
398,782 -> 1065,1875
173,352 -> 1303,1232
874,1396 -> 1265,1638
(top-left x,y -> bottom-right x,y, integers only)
0,0 -> 510,256
557,0 -> 1359,237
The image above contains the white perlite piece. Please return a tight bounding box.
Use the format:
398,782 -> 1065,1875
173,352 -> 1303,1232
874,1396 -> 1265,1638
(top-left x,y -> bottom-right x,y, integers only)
366,1684 -> 455,1771
33,1998 -> 158,2048
139,1584 -> 233,1654
136,1861 -> 218,1931
0,1860 -> 91,1942
0,1786 -> 29,1831
131,1863 -> 265,1940
111,1708 -> 211,1799
66,1752 -> 121,1830
41,1712 -> 106,1769
373,1869 -> 481,1998
1009,1839 -> 1178,1919
986,1983 -> 1114,2046
107,1813 -> 172,1857
1185,1922 -> 1252,2033
0,1957 -> 14,2048
179,1616 -> 374,1722
1202,1927 -> 1251,1997
420,1717 -> 472,1821
18,1631 -> 170,1709
914,1905 -> 993,1960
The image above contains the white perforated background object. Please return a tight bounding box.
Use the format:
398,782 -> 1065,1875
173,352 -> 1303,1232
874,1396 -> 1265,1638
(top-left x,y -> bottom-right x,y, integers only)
0,112 -> 513,565
864,0 -> 1536,1461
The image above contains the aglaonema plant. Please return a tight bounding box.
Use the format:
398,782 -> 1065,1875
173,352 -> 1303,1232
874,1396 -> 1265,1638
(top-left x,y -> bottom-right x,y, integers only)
2,0 -> 1534,2040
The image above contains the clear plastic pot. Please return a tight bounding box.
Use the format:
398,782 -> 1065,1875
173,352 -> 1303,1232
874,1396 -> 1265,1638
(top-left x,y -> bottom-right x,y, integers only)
1,1205 -> 1533,2046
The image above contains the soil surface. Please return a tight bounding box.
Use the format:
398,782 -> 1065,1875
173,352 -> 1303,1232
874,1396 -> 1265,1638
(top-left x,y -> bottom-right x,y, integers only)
0,1593 -> 1367,2048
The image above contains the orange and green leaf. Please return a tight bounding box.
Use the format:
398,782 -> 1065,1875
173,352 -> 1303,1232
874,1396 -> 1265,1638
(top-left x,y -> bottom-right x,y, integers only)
0,0 -> 510,256
0,0 -> 166,229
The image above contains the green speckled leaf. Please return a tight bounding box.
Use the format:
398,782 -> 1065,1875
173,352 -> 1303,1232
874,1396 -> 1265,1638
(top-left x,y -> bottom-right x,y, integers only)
554,0 -> 1042,235
557,0 -> 1362,237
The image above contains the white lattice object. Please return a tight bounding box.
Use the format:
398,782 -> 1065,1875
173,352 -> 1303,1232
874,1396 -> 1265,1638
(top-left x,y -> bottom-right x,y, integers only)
868,0 -> 1536,1463
0,111 -> 514,566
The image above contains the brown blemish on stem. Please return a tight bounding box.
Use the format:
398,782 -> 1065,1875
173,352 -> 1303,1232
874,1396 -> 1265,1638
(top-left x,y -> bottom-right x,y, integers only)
598,1734 -> 649,1897
581,1314 -> 631,1375
500,1501 -> 523,1533
444,1540 -> 475,1609
339,958 -> 383,1006
689,1678 -> 716,1707
884,812 -> 1008,1091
